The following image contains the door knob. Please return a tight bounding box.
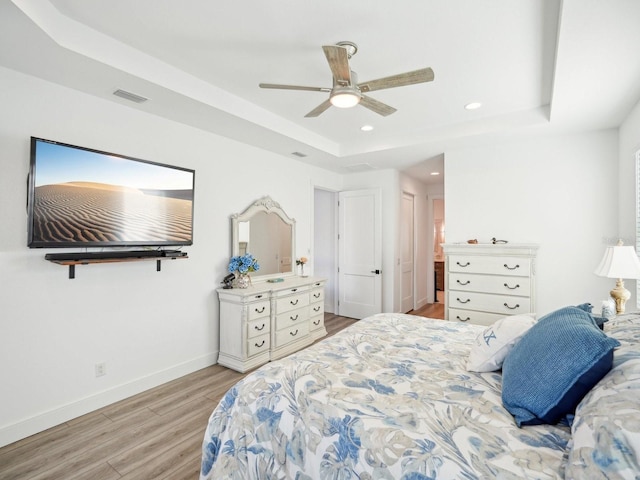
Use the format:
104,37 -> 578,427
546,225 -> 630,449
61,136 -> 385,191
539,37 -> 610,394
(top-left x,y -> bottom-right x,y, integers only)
371,269 -> 381,274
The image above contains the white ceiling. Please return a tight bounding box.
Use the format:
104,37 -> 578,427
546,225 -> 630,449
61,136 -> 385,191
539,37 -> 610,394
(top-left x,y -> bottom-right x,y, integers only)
2,0 -> 640,185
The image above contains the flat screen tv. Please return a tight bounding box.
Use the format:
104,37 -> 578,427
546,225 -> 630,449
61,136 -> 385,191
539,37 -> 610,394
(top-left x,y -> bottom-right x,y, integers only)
27,137 -> 195,249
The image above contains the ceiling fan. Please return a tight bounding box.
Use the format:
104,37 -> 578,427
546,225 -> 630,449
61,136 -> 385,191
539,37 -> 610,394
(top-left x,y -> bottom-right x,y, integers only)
259,41 -> 434,118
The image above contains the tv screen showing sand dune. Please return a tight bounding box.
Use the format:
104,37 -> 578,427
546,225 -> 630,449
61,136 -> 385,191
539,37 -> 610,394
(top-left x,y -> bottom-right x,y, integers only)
28,138 -> 195,247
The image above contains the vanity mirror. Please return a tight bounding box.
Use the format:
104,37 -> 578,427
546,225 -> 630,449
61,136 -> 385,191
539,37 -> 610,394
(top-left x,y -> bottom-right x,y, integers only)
231,196 -> 295,281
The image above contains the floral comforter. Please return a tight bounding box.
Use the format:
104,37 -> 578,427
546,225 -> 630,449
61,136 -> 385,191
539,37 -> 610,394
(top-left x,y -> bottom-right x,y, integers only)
200,313 -> 571,479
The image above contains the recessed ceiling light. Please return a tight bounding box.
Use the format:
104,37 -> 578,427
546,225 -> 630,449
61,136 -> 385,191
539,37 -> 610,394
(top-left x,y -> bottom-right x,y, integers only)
464,102 -> 482,110
360,125 -> 374,132
430,172 -> 440,176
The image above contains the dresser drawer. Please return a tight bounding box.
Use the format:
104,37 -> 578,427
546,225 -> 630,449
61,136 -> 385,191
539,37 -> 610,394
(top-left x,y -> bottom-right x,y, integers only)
276,292 -> 310,313
309,302 -> 323,317
448,291 -> 531,315
247,317 -> 270,339
310,314 -> 324,331
247,300 -> 270,320
247,333 -> 270,357
449,273 -> 531,296
275,306 -> 308,330
273,285 -> 309,297
310,288 -> 324,303
448,308 -> 505,326
274,322 -> 309,347
448,255 -> 531,277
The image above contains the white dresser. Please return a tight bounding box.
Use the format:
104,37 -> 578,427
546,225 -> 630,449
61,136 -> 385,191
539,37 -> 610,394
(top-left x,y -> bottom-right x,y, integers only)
443,243 -> 538,325
217,276 -> 326,372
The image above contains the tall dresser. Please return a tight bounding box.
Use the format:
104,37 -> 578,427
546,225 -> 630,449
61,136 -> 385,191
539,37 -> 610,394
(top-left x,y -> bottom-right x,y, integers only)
217,276 -> 326,372
443,243 -> 538,325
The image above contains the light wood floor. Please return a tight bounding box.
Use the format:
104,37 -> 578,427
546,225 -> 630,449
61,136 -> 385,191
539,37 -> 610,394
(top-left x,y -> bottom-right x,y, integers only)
0,307 -> 444,480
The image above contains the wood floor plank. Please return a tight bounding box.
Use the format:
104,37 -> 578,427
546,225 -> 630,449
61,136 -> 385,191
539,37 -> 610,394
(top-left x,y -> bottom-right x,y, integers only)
0,310 -> 438,479
117,431 -> 203,480
108,403 -> 211,476
65,461 -> 122,480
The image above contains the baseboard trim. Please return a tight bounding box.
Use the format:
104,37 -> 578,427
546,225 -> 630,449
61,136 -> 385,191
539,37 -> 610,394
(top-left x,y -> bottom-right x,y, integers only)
0,352 -> 219,448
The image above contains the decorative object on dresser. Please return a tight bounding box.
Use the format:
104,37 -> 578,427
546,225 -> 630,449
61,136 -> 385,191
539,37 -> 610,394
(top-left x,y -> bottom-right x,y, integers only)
227,253 -> 260,288
593,239 -> 640,314
217,276 -> 326,372
442,243 -> 538,325
296,256 -> 308,277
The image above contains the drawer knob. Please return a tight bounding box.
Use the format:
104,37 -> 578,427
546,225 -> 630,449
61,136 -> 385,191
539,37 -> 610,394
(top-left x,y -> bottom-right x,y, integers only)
254,323 -> 265,331
456,261 -> 470,267
504,283 -> 520,290
313,319 -> 320,325
290,329 -> 299,337
504,302 -> 520,310
456,315 -> 471,322
290,314 -> 299,321
255,295 -> 263,299
254,306 -> 265,313
291,288 -> 298,292
503,264 -> 520,270
456,297 -> 471,304
313,293 -> 321,298
290,299 -> 299,306
255,340 -> 265,348
456,280 -> 471,286
313,306 -> 321,312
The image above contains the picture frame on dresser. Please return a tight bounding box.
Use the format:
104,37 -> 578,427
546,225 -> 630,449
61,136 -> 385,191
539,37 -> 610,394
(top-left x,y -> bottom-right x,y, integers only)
442,243 -> 538,325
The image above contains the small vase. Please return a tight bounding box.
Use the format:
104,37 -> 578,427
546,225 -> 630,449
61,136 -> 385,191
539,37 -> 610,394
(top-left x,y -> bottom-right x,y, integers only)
235,273 -> 250,289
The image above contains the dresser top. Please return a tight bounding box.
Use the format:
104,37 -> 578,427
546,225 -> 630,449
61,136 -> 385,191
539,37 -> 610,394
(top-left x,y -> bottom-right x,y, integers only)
442,243 -> 539,256
217,275 -> 325,298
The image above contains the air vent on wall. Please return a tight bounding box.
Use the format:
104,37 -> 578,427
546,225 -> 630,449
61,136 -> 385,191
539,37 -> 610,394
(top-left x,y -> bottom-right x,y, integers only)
113,89 -> 149,104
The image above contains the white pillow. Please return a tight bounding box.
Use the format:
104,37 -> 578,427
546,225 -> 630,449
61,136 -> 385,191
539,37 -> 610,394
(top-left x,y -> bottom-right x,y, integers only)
467,314 -> 536,372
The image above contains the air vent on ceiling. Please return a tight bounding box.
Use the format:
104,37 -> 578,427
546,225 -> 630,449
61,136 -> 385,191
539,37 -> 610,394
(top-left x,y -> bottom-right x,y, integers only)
291,151 -> 307,158
113,89 -> 149,104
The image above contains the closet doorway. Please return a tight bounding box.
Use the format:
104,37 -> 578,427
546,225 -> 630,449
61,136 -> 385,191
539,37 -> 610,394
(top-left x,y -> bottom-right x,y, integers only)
432,196 -> 445,304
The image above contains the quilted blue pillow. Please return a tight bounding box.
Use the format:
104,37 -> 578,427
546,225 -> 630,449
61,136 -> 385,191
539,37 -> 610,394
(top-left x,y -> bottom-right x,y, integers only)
502,306 -> 620,426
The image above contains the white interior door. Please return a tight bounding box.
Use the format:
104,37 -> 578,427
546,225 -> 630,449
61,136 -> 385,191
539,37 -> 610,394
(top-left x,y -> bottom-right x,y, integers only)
401,192 -> 415,313
338,189 -> 382,319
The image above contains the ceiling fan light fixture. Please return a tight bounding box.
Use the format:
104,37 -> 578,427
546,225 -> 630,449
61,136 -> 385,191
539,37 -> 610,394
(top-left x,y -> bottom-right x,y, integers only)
330,90 -> 361,108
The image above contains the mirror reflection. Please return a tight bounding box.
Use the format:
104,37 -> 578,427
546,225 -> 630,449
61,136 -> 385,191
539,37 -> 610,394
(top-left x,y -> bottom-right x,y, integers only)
232,197 -> 296,280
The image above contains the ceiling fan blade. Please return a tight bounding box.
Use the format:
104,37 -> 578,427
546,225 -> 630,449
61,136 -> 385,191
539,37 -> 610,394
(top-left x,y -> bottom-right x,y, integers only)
360,95 -> 397,116
322,45 -> 352,86
259,83 -> 330,92
358,67 -> 434,93
305,99 -> 333,118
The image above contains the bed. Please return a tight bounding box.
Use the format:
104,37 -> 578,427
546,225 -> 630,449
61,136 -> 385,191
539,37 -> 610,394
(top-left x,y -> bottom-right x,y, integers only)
200,311 -> 640,479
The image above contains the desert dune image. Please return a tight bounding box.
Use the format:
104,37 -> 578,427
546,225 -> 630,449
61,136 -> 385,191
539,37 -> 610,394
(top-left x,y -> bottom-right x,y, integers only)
31,182 -> 193,244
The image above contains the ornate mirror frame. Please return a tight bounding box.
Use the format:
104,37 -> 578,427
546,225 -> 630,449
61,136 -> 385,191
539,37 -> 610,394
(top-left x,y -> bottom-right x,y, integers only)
231,196 -> 296,282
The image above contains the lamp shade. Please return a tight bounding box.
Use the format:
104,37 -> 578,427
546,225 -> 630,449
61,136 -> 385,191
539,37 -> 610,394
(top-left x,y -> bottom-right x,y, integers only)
594,243 -> 640,279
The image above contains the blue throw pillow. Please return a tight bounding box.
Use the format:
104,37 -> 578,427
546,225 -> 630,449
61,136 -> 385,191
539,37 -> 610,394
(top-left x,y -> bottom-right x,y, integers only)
501,306 -> 620,426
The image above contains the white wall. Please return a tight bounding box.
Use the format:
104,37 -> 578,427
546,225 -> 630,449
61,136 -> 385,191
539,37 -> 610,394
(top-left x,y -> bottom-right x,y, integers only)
0,66 -> 342,446
445,130 -> 619,316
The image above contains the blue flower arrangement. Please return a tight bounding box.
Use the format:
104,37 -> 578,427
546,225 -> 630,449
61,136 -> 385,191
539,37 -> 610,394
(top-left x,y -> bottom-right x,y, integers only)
228,253 -> 260,275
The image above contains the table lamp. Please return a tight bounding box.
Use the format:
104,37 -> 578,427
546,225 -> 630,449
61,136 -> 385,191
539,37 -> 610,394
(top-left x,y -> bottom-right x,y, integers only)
594,239 -> 640,314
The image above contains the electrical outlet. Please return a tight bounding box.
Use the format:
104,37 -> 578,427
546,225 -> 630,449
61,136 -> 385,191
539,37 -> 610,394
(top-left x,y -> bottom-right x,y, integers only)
95,362 -> 106,377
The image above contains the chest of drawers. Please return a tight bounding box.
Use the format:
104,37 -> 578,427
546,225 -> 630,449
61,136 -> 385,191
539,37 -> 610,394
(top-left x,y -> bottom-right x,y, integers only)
443,244 -> 538,326
217,277 -> 326,372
